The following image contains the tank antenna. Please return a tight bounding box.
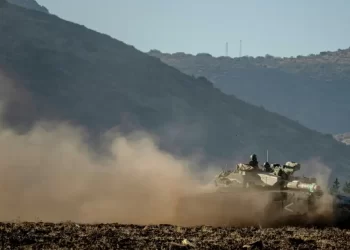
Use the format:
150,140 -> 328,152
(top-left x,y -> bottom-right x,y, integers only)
266,149 -> 269,162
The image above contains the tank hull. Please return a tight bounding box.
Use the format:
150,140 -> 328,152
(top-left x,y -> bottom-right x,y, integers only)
174,188 -> 331,227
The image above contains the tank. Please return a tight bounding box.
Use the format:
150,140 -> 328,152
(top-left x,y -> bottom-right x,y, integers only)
213,161 -> 324,223
174,160 -> 348,227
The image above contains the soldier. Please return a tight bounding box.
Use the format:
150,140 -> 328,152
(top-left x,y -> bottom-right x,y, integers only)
249,154 -> 259,168
263,162 -> 273,172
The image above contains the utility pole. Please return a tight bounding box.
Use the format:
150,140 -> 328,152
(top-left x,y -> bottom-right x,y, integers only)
266,150 -> 269,162
239,40 -> 242,57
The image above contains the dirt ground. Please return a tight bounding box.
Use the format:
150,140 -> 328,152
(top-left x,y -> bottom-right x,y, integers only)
0,222 -> 350,250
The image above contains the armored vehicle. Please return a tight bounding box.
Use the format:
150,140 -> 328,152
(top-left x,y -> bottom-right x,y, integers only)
175,160 -> 349,227
213,161 -> 325,224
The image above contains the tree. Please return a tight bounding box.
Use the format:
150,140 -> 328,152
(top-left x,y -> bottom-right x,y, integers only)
330,178 -> 340,194
343,181 -> 350,194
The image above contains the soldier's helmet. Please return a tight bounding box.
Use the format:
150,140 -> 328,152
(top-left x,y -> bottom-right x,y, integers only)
250,154 -> 257,161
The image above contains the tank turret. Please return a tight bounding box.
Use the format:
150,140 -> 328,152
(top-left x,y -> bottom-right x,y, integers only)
270,161 -> 300,179
215,161 -> 321,193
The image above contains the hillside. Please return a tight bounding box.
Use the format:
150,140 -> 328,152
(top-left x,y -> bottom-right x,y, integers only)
6,0 -> 49,13
0,3 -> 350,181
148,49 -> 350,134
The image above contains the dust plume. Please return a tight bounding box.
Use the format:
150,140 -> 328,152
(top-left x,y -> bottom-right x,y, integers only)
298,158 -> 335,221
0,109 -> 277,227
0,69 -> 37,128
0,114 -> 194,224
0,108 -> 340,227
0,70 -> 278,226
299,157 -> 332,188
0,72 -> 341,227
0,70 -> 17,104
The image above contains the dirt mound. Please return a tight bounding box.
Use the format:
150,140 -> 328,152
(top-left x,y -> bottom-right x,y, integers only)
1,222 -> 350,249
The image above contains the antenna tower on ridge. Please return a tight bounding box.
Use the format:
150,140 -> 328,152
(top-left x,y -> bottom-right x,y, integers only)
225,42 -> 228,57
239,40 -> 242,57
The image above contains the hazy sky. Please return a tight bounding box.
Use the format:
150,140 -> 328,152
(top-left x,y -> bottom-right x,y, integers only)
36,0 -> 350,58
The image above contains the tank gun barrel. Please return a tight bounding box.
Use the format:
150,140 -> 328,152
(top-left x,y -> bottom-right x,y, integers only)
285,180 -> 322,193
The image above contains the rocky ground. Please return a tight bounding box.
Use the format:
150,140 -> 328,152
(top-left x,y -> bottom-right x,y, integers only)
0,222 -> 350,249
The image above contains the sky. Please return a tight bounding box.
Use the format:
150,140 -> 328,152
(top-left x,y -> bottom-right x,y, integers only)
36,0 -> 350,58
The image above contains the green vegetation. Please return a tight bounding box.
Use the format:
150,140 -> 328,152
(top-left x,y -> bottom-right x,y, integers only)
329,177 -> 350,195
342,181 -> 350,194
148,49 -> 350,134
0,3 -> 350,183
330,178 -> 341,194
148,48 -> 350,87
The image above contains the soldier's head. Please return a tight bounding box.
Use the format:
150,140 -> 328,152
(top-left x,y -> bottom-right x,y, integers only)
250,154 -> 257,161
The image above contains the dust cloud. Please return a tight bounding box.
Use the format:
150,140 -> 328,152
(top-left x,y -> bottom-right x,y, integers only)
0,114 -> 201,224
0,107 -> 276,226
0,71 -> 339,227
0,70 -> 274,227
296,158 -> 335,222
0,116 -> 336,227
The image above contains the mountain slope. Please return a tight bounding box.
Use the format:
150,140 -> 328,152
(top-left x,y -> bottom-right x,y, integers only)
148,50 -> 350,134
0,3 -> 349,180
6,0 -> 49,13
